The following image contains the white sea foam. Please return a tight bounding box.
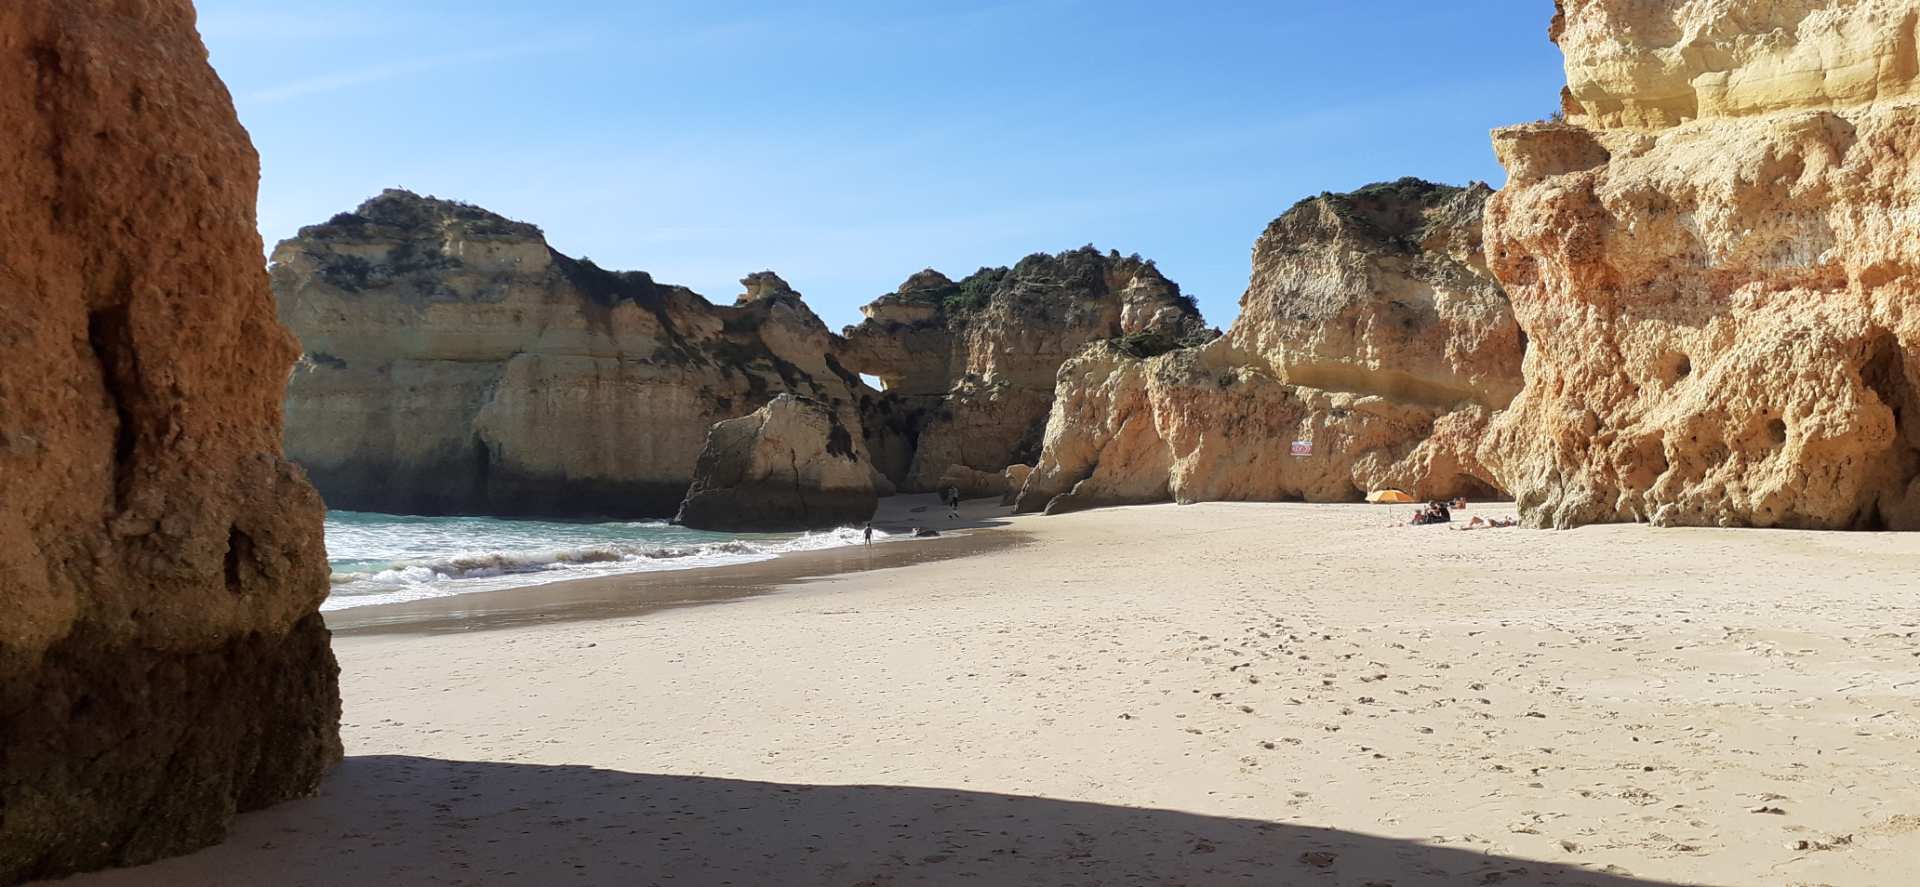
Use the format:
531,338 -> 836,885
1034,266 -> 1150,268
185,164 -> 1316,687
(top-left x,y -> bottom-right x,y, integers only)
323,518 -> 884,611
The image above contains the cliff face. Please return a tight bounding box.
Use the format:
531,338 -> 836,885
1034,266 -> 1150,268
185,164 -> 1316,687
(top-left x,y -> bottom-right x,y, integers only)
1020,181 -> 1521,513
0,2 -> 339,880
1482,0 -> 1920,529
1552,0 -> 1920,131
842,248 -> 1210,492
273,191 -> 875,518
675,395 -> 878,532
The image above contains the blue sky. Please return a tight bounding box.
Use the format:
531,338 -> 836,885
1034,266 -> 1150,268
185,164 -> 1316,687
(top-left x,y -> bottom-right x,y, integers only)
198,1 -> 1565,330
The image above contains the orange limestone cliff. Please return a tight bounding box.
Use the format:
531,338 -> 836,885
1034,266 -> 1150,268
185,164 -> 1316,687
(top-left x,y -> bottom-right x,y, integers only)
1018,180 -> 1521,513
1481,0 -> 1920,528
0,2 -> 340,881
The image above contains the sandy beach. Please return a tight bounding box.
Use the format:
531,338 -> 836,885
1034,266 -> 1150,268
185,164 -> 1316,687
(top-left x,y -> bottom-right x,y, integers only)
55,499 -> 1920,887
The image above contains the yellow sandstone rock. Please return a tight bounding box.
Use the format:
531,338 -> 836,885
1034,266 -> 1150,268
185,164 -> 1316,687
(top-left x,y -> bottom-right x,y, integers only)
1020,181 -> 1519,514
1483,0 -> 1920,528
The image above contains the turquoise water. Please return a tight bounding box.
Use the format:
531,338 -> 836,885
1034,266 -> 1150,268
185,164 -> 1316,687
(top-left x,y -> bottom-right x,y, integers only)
324,511 -> 874,611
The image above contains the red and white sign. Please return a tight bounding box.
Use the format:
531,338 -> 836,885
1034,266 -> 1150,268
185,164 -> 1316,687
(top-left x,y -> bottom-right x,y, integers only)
1290,439 -> 1313,457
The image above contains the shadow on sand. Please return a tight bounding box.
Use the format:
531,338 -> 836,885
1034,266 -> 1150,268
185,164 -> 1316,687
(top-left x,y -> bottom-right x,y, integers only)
64,755 -> 1691,887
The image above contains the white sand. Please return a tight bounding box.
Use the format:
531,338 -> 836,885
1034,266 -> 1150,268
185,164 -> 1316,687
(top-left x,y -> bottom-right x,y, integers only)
59,501 -> 1920,886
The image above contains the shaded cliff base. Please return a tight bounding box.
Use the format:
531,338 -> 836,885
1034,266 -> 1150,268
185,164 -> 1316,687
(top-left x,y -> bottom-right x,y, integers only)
61,501 -> 1920,887
303,461 -> 692,519
1,617 -> 339,882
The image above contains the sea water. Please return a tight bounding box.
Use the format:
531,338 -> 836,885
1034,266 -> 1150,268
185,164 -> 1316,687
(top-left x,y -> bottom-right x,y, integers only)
324,510 -> 873,611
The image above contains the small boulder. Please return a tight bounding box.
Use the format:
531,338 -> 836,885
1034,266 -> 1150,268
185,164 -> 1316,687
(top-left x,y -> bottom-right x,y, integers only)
675,395 -> 878,532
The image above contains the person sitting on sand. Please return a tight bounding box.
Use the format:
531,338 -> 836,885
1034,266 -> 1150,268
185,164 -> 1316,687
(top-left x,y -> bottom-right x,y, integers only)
1409,501 -> 1452,526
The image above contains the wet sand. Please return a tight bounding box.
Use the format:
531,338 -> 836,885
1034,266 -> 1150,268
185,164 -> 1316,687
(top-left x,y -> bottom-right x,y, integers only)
54,500 -> 1920,887
328,493 -> 1026,635
330,527 -> 1028,636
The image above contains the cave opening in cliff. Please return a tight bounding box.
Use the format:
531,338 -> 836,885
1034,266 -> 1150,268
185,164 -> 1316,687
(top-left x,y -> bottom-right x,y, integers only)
1859,329 -> 1919,529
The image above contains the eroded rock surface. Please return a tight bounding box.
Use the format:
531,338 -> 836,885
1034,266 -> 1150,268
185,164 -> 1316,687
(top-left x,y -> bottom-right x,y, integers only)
273,192 -> 874,518
936,465 -> 1011,502
1019,181 -> 1521,513
0,2 -> 340,879
1482,0 -> 1920,528
675,396 -> 878,531
842,249 -> 1210,492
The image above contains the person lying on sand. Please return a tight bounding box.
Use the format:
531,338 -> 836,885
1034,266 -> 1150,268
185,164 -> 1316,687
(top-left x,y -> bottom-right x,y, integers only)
1454,515 -> 1518,531
912,527 -> 941,538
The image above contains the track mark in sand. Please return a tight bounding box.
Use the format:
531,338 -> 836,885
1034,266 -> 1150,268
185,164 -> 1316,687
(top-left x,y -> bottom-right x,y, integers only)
1864,813 -> 1920,835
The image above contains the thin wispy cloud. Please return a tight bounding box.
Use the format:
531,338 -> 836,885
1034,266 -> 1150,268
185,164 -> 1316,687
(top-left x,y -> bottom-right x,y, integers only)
240,37 -> 585,107
196,9 -> 388,42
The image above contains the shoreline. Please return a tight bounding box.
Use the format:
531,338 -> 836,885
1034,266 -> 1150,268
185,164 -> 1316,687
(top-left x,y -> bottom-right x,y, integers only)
327,526 -> 1031,635
326,492 -> 1028,635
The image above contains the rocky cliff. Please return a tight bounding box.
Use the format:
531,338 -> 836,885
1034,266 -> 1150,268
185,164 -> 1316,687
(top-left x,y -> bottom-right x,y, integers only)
676,395 -> 879,531
273,191 -> 876,518
1019,181 -> 1522,513
0,2 -> 340,880
1481,0 -> 1920,529
842,248 -> 1211,492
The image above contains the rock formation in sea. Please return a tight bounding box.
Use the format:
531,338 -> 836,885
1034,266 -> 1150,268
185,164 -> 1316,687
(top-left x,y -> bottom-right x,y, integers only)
272,192 -> 877,518
841,249 -> 1212,492
675,395 -> 879,531
1481,0 -> 1920,529
0,2 -> 341,880
1018,180 -> 1523,514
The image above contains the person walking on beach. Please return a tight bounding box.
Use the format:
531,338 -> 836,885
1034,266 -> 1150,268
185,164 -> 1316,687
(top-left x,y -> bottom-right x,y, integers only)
863,522 -> 873,547
945,486 -> 961,519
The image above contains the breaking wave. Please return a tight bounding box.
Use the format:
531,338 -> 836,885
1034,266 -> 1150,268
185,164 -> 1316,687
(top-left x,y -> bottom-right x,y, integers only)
323,513 -> 880,611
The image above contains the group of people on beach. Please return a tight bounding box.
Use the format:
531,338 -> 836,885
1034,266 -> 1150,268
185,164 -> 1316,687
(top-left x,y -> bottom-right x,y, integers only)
1402,497 -> 1518,530
1408,499 -> 1456,525
1402,496 -> 1519,530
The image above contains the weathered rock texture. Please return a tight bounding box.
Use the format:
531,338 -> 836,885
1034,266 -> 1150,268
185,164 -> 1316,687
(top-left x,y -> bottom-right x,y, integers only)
842,249 -> 1210,492
1482,0 -> 1920,529
937,465 -> 1011,502
1019,181 -> 1522,514
0,3 -> 340,881
273,192 -> 874,518
675,395 -> 878,531
1001,465 -> 1033,506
